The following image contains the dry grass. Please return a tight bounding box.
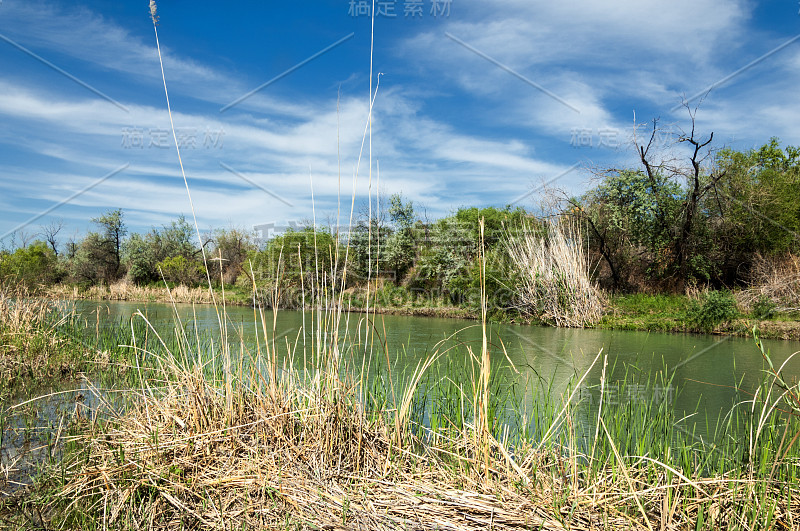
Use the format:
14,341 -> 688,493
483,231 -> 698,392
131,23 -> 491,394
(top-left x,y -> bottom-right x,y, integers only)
38,327 -> 797,530
506,220 -> 605,327
0,286 -> 81,395
46,281 -> 217,306
737,253 -> 800,312
0,288 -> 56,337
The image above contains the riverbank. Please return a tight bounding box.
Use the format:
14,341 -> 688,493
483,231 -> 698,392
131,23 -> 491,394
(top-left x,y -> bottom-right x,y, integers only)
46,282 -> 800,341
598,293 -> 800,340
46,282 -> 222,306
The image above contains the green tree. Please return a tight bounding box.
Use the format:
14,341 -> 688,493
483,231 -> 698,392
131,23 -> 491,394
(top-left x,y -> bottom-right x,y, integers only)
573,113 -> 728,291
247,228 -> 338,303
454,206 -> 527,248
712,139 -> 800,283
348,219 -> 391,284
91,209 -> 127,281
207,227 -> 258,285
124,233 -> 153,284
68,233 -> 109,285
413,206 -> 526,304
574,169 -> 682,290
384,194 -> 417,282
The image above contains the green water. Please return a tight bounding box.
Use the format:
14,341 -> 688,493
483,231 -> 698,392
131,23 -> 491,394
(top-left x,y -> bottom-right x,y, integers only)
73,300 -> 800,443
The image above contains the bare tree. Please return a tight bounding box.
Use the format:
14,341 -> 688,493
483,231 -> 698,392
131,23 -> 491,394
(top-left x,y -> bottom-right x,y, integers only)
65,231 -> 80,259
561,105 -> 727,292
40,219 -> 64,256
636,105 -> 726,290
9,230 -> 35,249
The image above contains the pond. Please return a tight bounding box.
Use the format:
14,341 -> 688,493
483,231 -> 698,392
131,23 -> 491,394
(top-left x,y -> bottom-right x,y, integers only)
71,300 -> 800,444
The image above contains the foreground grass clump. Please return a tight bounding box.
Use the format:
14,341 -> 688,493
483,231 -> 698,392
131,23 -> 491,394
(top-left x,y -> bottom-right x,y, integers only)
7,316 -> 796,530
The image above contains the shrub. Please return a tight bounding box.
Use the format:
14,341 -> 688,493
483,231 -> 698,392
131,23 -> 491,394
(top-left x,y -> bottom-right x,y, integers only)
688,290 -> 738,332
751,295 -> 778,320
156,255 -> 205,286
0,241 -> 63,290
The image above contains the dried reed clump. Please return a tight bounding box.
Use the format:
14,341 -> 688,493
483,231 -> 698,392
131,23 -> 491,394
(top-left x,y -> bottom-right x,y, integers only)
0,286 -> 52,334
0,287 -> 66,358
506,221 -> 605,327
51,370 -> 564,529
48,353 -> 798,531
737,253 -> 800,312
0,286 -> 83,397
46,281 -> 216,305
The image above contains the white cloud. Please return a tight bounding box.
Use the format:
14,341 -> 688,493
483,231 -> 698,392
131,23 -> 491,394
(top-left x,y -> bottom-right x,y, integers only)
0,71 -> 570,235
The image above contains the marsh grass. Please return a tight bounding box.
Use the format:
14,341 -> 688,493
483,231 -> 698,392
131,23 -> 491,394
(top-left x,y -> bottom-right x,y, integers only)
0,287 -> 96,400
8,309 -> 797,530
506,220 -> 605,327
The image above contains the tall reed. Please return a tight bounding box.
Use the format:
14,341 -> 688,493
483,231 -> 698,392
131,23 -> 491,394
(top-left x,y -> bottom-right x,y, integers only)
506,219 -> 605,327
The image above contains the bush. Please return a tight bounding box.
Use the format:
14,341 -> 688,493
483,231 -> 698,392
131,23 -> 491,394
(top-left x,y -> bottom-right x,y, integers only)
156,255 -> 205,286
688,290 -> 738,332
248,228 -> 337,290
751,295 -> 778,320
0,241 -> 63,290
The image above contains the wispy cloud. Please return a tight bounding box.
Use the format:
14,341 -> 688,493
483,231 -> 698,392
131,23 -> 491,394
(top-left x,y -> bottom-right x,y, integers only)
1,0 -> 797,242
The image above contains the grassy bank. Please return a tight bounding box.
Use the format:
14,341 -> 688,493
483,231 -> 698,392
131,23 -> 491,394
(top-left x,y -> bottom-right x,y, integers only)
598,293 -> 800,340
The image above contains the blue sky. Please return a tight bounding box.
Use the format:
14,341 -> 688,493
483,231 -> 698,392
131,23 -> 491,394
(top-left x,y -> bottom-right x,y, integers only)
0,0 -> 798,246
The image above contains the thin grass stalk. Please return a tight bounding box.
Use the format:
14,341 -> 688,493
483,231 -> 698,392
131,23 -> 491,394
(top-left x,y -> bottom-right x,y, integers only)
149,1 -> 216,310
477,218 -> 490,475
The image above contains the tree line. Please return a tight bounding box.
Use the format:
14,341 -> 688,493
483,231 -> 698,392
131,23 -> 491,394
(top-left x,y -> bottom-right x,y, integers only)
2,127 -> 798,315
